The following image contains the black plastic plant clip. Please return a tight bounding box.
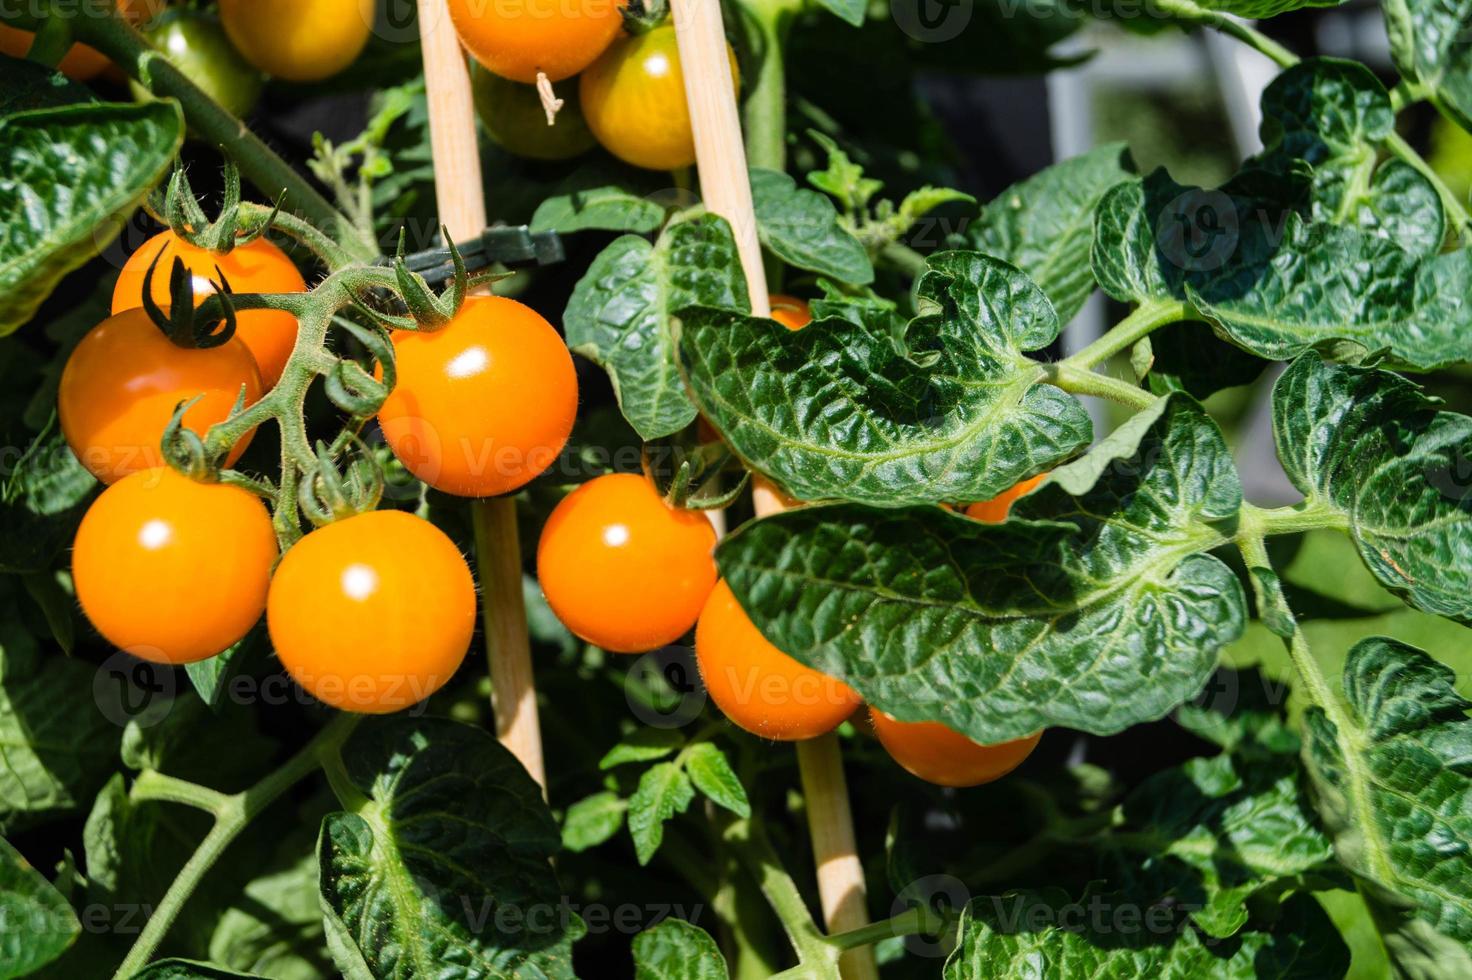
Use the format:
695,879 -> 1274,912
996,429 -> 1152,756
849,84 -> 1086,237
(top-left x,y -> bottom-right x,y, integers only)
385,225 -> 565,288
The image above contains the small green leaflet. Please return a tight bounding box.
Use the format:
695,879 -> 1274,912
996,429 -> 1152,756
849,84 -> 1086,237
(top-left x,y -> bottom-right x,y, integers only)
750,168 -> 873,285
969,142 -> 1136,322
564,214 -> 749,440
1384,0 -> 1472,133
0,834 -> 78,978
317,716 -> 577,979
0,100 -> 184,335
599,727 -> 685,769
812,0 -> 865,27
632,919 -> 729,980
717,395 -> 1246,744
626,762 -> 695,866
682,743 -> 750,818
530,185 -> 666,236
561,792 -> 626,853
1252,58 -> 1443,256
1107,754 -> 1336,938
679,251 -> 1092,507
1272,355 -> 1472,623
943,890 -> 1347,978
1302,637 -> 1472,976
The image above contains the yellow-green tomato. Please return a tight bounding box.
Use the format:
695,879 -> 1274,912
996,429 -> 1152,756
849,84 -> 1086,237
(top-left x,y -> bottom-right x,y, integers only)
470,62 -> 596,162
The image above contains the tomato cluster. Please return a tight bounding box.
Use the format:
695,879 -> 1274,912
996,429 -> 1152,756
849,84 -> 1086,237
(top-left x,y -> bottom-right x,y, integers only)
451,4 -> 736,172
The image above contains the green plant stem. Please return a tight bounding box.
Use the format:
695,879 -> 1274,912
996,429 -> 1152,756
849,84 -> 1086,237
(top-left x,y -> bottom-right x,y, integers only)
239,203 -> 359,272
721,817 -> 837,975
26,13 -> 73,67
1243,498 -> 1348,536
1389,80 -> 1424,113
1384,130 -> 1472,231
129,770 -> 231,814
1155,0 -> 1298,68
58,9 -> 376,262
1046,362 -> 1158,411
823,906 -> 944,951
1061,299 -> 1190,371
111,713 -> 362,979
740,0 -> 801,172
880,241 -> 930,278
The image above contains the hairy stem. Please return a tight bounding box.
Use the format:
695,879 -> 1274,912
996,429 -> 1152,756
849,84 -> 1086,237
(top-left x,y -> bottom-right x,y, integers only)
1061,298 -> 1190,371
739,0 -> 800,172
111,713 -> 362,978
1155,0 -> 1298,68
1242,499 -> 1349,536
1046,362 -> 1159,411
722,817 -> 838,975
824,906 -> 945,951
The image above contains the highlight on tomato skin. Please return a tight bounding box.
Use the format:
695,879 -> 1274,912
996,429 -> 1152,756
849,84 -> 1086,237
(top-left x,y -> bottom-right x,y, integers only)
964,472 -> 1048,523
695,580 -> 863,741
538,472 -> 718,654
266,509 -> 477,714
376,295 -> 579,498
72,467 -> 278,665
869,708 -> 1042,788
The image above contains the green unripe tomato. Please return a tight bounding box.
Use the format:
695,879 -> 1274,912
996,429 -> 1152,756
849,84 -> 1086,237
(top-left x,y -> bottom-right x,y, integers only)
470,62 -> 596,162
134,10 -> 263,119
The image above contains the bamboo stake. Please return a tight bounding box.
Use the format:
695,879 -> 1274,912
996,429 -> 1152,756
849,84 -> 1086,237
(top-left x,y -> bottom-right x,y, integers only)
668,3 -> 875,976
416,0 -> 546,790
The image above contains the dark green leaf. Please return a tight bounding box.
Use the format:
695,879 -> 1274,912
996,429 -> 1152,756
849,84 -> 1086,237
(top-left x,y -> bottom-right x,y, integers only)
1272,355 -> 1472,623
812,0 -> 865,26
680,251 -> 1092,506
318,716 -> 576,979
0,100 -> 184,334
1303,637 -> 1472,975
130,961 -> 267,979
626,762 -> 694,866
944,890 -> 1347,978
0,55 -> 94,115
1385,0 -> 1472,133
750,168 -> 873,285
1146,321 -> 1266,398
1173,668 -> 1300,757
718,395 -> 1246,743
683,743 -> 750,818
0,423 -> 96,574
632,919 -> 728,980
565,215 -> 749,440
183,629 -> 267,713
0,834 -> 78,978
969,143 -> 1136,322
530,185 -> 665,236
561,792 -> 626,853
209,851 -> 333,980
1184,0 -> 1350,19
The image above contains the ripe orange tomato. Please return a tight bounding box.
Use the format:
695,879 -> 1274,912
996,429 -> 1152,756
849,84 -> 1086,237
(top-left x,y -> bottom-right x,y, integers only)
580,25 -> 739,172
59,308 -> 262,484
964,472 -> 1047,523
267,509 -> 476,714
869,709 -> 1041,787
219,0 -> 374,82
695,580 -> 862,740
449,0 -> 624,84
538,473 -> 717,653
113,231 -> 307,387
73,467 -> 277,664
377,295 -> 578,497
769,295 -> 812,331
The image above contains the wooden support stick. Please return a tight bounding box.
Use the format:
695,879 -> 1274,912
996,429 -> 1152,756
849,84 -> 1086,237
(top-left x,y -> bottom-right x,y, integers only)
668,2 -> 874,976
416,0 -> 546,789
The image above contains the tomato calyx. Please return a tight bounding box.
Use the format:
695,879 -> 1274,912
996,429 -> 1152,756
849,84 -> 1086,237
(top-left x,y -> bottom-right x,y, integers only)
621,0 -> 669,34
644,436 -> 746,511
154,158 -> 282,256
139,248 -> 241,350
297,436 -> 384,527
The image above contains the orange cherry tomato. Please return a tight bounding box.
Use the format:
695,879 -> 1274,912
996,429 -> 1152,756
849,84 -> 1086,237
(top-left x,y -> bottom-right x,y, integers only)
377,295 -> 578,498
219,0 -> 374,83
73,467 -> 277,664
964,472 -> 1047,523
448,0 -> 625,84
580,25 -> 739,171
869,709 -> 1041,787
538,473 -> 717,653
769,294 -> 812,331
113,231 -> 307,387
695,580 -> 862,740
59,308 -> 262,484
267,510 -> 477,714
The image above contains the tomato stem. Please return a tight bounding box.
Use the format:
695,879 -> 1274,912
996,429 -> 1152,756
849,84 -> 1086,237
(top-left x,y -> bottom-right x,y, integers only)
1155,0 -> 1298,68
128,770 -> 232,814
721,815 -> 839,974
823,905 -> 947,952
110,712 -> 362,979
1061,299 -> 1189,372
1045,362 -> 1158,412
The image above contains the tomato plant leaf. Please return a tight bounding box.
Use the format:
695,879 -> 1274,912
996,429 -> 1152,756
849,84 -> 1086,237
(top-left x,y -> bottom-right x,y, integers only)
318,716 -> 577,979
1108,754 -> 1336,938
530,185 -> 666,236
0,100 -> 183,336
0,423 -> 96,575
718,395 -> 1246,743
750,168 -> 873,286
0,833 -> 78,977
209,850 -> 334,980
968,142 -> 1136,323
1384,0 -> 1472,133
1302,637 -> 1472,975
1146,321 -> 1267,398
943,890 -> 1347,978
562,792 -> 627,853
129,961 -> 267,979
1272,355 -> 1472,623
811,0 -> 865,27
679,251 -> 1093,507
626,762 -> 695,866
632,919 -> 728,980
599,728 -> 686,770
565,215 -> 749,440
683,743 -> 750,819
